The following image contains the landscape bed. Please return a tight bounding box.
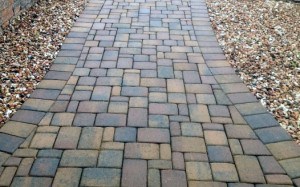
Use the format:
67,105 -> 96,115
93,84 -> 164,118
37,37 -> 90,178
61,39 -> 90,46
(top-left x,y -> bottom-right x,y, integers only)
206,0 -> 299,143
0,0 -> 85,125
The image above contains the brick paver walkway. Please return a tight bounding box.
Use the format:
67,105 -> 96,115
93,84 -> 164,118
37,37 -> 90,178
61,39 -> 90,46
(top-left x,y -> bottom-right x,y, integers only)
1,0 -> 300,186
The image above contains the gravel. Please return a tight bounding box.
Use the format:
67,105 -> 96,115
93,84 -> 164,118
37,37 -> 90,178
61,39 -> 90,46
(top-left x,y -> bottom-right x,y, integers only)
0,0 -> 85,125
206,0 -> 300,143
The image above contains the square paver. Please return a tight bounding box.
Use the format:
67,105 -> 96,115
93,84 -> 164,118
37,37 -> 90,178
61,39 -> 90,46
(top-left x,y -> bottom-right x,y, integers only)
128,108 -> 147,127
123,73 -> 140,86
207,146 -> 233,163
211,163 -> 239,182
279,157 -> 300,179
78,127 -> 103,150
158,66 -> 174,78
204,131 -> 228,145
0,133 -> 25,153
258,156 -> 285,174
30,133 -> 56,149
167,79 -> 185,92
91,86 -> 111,101
54,127 -> 81,149
53,168 -> 82,187
189,104 -> 210,123
186,162 -> 212,180
235,155 -> 266,183
30,158 -> 59,177
149,115 -> 169,128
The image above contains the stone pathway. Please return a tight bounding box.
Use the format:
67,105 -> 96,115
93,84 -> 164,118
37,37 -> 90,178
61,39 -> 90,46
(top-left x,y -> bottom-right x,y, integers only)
0,0 -> 300,186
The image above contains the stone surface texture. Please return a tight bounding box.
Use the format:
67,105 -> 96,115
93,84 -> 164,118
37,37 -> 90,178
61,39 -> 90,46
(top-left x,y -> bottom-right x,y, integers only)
0,0 -> 299,185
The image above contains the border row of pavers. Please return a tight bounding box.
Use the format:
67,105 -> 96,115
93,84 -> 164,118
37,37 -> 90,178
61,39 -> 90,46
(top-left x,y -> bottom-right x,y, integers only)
190,0 -> 300,185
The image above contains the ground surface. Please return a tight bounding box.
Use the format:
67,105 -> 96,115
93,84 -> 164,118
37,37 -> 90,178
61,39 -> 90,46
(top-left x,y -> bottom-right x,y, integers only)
206,0 -> 300,144
0,0 -> 85,125
0,0 -> 300,186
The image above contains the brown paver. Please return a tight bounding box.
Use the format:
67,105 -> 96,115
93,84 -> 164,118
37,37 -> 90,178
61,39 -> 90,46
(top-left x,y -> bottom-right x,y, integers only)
186,162 -> 212,180
54,127 -> 81,149
138,128 -> 170,143
172,137 -> 206,153
122,159 -> 147,187
1,0 -> 299,185
235,155 -> 266,183
52,168 -> 82,187
161,170 -> 187,187
211,163 -> 239,182
124,143 -> 159,160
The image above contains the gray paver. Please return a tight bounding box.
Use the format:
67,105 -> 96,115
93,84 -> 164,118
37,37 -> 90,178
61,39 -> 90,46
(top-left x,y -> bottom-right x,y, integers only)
11,177 -> 53,187
60,150 -> 98,167
207,146 -> 233,163
148,169 -> 161,187
30,158 -> 59,177
115,127 -> 137,142
38,149 -> 63,158
0,133 -> 24,153
98,150 -> 123,168
81,168 -> 121,186
255,127 -> 292,144
11,110 -> 45,124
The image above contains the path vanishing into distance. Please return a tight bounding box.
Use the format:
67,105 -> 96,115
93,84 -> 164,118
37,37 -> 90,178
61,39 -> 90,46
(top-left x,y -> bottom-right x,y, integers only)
0,0 -> 300,186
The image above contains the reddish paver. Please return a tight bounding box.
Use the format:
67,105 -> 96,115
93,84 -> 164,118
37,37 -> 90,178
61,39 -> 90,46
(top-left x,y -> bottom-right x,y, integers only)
0,0 -> 299,185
